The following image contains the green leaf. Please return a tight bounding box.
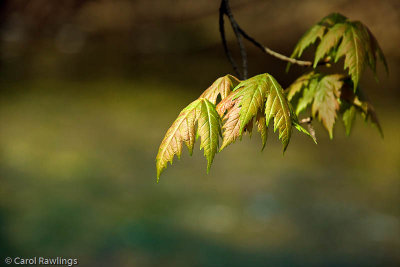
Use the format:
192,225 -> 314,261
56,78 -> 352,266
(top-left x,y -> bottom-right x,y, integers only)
264,75 -> 293,151
362,102 -> 383,138
311,74 -> 343,138
290,13 -> 387,89
366,27 -> 389,74
232,74 -> 270,134
287,71 -> 315,101
334,22 -> 366,90
296,77 -> 318,115
287,13 -> 347,71
342,105 -> 356,136
313,23 -> 347,68
256,111 -> 268,150
156,98 -> 221,181
200,74 -> 240,104
352,96 -> 383,137
197,99 -> 221,173
319,13 -> 348,27
218,73 -> 304,151
293,122 -> 317,144
291,24 -> 326,60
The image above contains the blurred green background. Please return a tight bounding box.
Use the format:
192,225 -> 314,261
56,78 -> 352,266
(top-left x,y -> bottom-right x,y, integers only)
0,0 -> 399,266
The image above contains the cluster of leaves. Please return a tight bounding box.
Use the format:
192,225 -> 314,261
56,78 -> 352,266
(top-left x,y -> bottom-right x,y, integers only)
288,12 -> 387,88
287,12 -> 387,138
155,12 -> 387,180
287,71 -> 382,138
156,74 -> 314,181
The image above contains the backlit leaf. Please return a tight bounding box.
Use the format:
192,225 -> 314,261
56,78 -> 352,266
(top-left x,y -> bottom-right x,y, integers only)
156,98 -> 220,181
200,74 -> 240,104
311,75 -> 343,138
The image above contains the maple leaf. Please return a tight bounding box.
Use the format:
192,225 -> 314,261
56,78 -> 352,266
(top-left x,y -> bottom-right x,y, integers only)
289,13 -> 347,61
288,71 -> 382,138
156,98 -> 221,181
313,23 -> 348,68
295,77 -> 319,115
255,110 -> 268,150
342,90 -> 383,137
311,74 -> 343,138
290,13 -> 387,90
264,75 -> 293,151
219,74 -> 311,151
287,71 -> 315,101
216,87 -> 263,150
342,105 -> 356,136
200,74 -> 240,104
287,73 -> 344,138
287,13 -> 347,71
216,90 -> 243,150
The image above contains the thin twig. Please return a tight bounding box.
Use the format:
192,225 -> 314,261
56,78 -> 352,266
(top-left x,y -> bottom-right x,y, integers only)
219,0 -> 314,75
222,0 -> 248,79
299,117 -> 316,141
236,25 -> 312,67
299,117 -> 313,124
219,1 -> 241,78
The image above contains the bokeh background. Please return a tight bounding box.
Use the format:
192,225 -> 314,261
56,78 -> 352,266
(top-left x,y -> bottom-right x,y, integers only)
0,0 -> 399,266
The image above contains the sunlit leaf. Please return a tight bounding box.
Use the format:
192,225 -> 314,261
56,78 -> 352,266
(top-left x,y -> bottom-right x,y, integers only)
156,98 -> 220,181
200,74 -> 240,104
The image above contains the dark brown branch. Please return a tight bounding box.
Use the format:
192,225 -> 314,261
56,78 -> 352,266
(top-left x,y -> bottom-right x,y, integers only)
219,2 -> 241,78
221,0 -> 248,79
219,0 -> 315,75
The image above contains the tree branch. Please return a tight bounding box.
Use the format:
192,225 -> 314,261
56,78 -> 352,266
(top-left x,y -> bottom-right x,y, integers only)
219,2 -> 241,78
219,0 -> 314,77
221,0 -> 248,79
236,26 -> 312,67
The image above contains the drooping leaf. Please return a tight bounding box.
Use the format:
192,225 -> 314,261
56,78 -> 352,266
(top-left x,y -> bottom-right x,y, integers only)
256,111 -> 268,150
313,23 -> 348,68
290,24 -> 326,60
287,71 -> 315,101
311,74 -> 343,138
217,93 -> 243,151
366,27 -> 389,74
264,75 -> 293,151
362,102 -> 383,137
218,73 -> 310,151
290,13 -> 387,89
296,77 -> 319,115
342,105 -> 356,136
334,22 -> 367,90
287,13 -> 348,70
200,74 -> 240,104
293,121 -> 317,144
156,98 -> 220,181
232,74 -> 270,134
197,99 -> 221,172
287,13 -> 347,72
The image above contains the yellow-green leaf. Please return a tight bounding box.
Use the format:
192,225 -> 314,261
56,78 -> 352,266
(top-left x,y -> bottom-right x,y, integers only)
264,75 -> 293,151
156,98 -> 221,181
200,74 -> 240,104
311,75 -> 343,138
